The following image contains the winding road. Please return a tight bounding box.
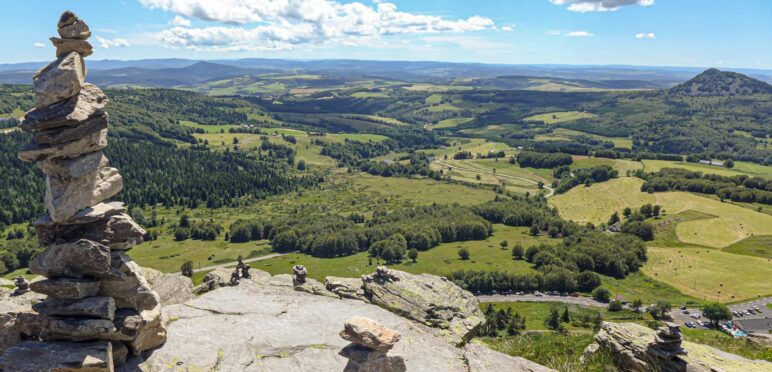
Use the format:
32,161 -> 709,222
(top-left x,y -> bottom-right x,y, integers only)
174,252 -> 290,275
433,159 -> 555,198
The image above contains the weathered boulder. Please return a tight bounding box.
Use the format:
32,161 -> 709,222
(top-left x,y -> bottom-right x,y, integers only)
126,305 -> 166,354
33,113 -> 108,145
37,213 -> 145,250
361,267 -> 484,345
36,201 -> 125,227
193,267 -> 232,294
294,277 -> 338,298
20,83 -> 107,131
58,10 -> 79,28
44,166 -> 123,222
32,296 -> 116,320
38,149 -> 107,179
39,316 -> 117,341
141,267 -> 163,285
58,12 -> 91,39
18,127 -> 108,163
340,316 -> 401,353
588,322 -> 772,372
149,274 -> 194,306
50,37 -> 93,58
326,276 -> 367,301
32,52 -> 85,108
99,252 -> 160,311
30,278 -> 101,299
463,342 -> 555,372
0,341 -> 113,371
29,239 -> 119,280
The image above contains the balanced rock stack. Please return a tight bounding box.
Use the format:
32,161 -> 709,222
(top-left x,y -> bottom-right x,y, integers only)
339,316 -> 406,372
649,322 -> 687,358
0,11 -> 165,371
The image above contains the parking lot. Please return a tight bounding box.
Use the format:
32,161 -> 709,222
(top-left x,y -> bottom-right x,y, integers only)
671,297 -> 771,332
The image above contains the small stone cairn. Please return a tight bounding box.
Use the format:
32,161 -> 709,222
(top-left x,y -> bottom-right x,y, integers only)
339,316 -> 405,372
292,264 -> 308,286
0,11 -> 165,371
649,322 -> 687,358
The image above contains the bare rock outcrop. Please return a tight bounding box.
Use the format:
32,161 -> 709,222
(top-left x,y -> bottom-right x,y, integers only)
585,321 -> 772,371
0,10 -> 164,371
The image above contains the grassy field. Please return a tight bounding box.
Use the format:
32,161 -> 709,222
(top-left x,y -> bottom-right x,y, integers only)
523,111 -> 596,124
571,156 -> 642,175
723,236 -> 772,259
643,247 -> 772,303
481,333 -> 611,371
429,159 -> 547,195
681,329 -> 772,362
353,173 -> 497,206
550,178 -> 655,225
428,117 -> 473,130
535,129 -> 632,149
484,301 -> 645,331
179,120 -> 240,133
601,272 -> 706,307
254,225 -> 553,280
642,160 -> 772,178
655,192 -> 772,248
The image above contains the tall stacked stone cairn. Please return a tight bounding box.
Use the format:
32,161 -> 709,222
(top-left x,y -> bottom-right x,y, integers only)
0,11 -> 165,371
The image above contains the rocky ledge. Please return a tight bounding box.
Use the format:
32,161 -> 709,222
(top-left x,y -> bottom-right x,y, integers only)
124,268 -> 551,372
585,321 -> 771,372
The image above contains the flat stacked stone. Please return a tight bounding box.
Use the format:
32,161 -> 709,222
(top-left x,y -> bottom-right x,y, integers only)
339,316 -> 406,372
649,322 -> 687,358
0,11 -> 165,371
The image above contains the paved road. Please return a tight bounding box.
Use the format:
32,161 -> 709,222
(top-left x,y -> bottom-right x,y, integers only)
174,253 -> 289,275
433,160 -> 555,198
477,294 -> 608,308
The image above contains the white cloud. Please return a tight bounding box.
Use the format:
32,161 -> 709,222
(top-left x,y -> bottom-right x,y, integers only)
547,30 -> 562,36
550,0 -> 654,13
635,32 -> 655,39
501,25 -> 515,32
565,31 -> 594,37
34,42 -> 46,48
95,36 -> 131,48
138,0 -> 495,51
170,15 -> 191,26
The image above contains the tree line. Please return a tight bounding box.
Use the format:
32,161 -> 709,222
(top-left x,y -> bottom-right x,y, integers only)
640,168 -> 772,204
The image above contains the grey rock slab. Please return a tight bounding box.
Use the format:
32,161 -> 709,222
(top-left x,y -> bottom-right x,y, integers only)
40,317 -> 116,341
18,127 -> 108,163
32,296 -> 116,320
362,267 -> 485,345
29,239 -> 118,280
141,283 -> 469,372
150,273 -> 195,306
325,276 -> 367,301
463,342 -> 556,372
58,17 -> 91,40
20,83 -> 107,131
99,251 -> 160,311
0,340 -> 113,372
51,37 -> 93,58
45,166 -> 123,222
32,52 -> 85,108
36,213 -> 145,250
38,150 -> 108,180
112,341 -> 129,367
34,113 -> 108,145
36,201 -> 125,227
30,278 -> 100,299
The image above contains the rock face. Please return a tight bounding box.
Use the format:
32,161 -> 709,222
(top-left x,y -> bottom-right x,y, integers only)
361,266 -> 484,345
132,269 -> 548,372
586,322 -> 772,372
463,342 -> 554,372
1,10 -> 165,370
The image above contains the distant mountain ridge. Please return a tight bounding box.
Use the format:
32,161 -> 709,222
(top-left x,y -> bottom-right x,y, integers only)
669,68 -> 772,96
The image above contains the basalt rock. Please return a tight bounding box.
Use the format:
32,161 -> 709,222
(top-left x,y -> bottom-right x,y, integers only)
20,83 -> 107,131
32,52 -> 85,108
32,297 -> 116,320
44,166 -> 123,222
30,278 -> 101,299
37,213 -> 145,250
361,267 -> 484,345
0,341 -> 113,372
33,113 -> 107,145
29,239 -> 119,280
18,127 -> 108,163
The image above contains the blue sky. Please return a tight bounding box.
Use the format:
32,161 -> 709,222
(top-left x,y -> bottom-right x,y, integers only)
2,0 -> 770,69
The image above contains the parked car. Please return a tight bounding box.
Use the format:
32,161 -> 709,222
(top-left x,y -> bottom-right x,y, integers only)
685,322 -> 696,328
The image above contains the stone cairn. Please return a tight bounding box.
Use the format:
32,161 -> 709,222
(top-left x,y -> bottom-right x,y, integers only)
339,316 -> 405,372
0,11 -> 165,370
649,322 -> 687,358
